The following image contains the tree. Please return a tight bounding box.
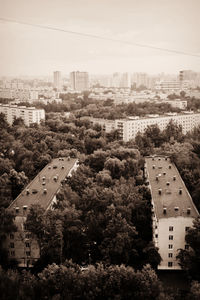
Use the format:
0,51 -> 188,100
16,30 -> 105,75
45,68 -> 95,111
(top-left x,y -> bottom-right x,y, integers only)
177,217 -> 200,280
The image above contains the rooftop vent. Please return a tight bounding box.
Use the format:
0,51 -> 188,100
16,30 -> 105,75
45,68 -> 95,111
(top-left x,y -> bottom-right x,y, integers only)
67,156 -> 70,161
174,207 -> 179,211
23,205 -> 28,210
15,207 -> 19,213
42,176 -> 46,180
169,165 -> 172,169
158,189 -> 162,195
163,207 -> 167,214
187,207 -> 191,215
173,176 -> 176,181
43,188 -> 47,194
158,158 -> 161,161
152,157 -> 154,161
48,166 -> 51,169
163,172 -> 166,175
53,165 -> 57,169
156,176 -> 159,181
179,188 -> 182,195
152,165 -> 155,169
42,182 -> 46,185
32,189 -> 38,194
53,176 -> 58,182
165,157 -> 168,161
158,166 -> 162,169
61,166 -> 64,169
166,182 -> 170,186
26,189 -> 30,195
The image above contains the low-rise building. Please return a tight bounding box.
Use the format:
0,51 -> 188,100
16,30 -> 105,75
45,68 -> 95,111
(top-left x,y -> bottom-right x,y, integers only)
6,157 -> 79,267
144,155 -> 199,269
0,104 -> 45,126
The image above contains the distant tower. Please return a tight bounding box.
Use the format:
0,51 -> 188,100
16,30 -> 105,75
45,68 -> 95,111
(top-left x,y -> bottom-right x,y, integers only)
53,71 -> 62,90
70,71 -> 89,91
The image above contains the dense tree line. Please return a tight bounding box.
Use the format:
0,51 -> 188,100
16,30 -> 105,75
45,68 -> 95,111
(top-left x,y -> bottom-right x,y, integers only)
1,101 -> 200,298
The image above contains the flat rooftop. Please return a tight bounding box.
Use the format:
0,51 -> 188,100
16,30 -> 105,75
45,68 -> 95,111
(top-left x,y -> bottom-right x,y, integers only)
145,156 -> 199,219
9,157 -> 77,216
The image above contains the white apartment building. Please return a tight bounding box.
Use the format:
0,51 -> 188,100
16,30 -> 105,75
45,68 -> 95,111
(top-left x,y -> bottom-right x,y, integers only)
145,155 -> 199,270
115,112 -> 200,142
6,157 -> 79,267
0,104 -> 45,126
70,71 -> 89,91
162,99 -> 187,110
155,80 -> 189,91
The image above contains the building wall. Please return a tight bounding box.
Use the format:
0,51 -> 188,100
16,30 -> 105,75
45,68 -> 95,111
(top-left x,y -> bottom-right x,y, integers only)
6,216 -> 40,267
154,217 -> 194,270
0,104 -> 45,126
116,113 -> 200,142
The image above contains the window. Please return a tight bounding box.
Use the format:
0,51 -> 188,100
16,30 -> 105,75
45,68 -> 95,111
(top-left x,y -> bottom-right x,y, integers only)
10,233 -> 14,239
10,251 -> 15,256
10,243 -> 14,248
169,235 -> 173,240
25,242 -> 30,248
168,262 -> 173,267
185,227 -> 190,232
26,251 -> 31,256
168,244 -> 173,249
169,226 -> 173,231
168,253 -> 173,258
185,244 -> 189,250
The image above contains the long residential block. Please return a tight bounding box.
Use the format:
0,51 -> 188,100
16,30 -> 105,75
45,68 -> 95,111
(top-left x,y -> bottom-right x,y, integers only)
144,155 -> 199,270
5,157 -> 79,267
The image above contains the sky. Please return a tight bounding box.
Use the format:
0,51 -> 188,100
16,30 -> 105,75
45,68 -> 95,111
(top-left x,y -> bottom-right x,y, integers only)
0,0 -> 200,76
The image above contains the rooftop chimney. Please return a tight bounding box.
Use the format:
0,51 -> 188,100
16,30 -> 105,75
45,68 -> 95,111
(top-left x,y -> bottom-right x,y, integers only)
174,207 -> 179,211
158,189 -> 162,195
163,207 -> 167,214
173,176 -> 176,181
187,207 -> 191,214
179,188 -> 182,195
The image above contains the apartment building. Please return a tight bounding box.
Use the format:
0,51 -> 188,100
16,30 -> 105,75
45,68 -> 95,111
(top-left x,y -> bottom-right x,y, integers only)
155,80 -> 189,91
70,71 -> 89,91
144,155 -> 199,269
115,112 -> 200,142
0,104 -> 45,126
6,157 -> 79,267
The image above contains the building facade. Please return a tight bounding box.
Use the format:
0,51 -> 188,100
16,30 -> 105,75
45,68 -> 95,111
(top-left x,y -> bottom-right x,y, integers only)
53,71 -> 62,90
144,155 -> 199,270
70,71 -> 89,91
115,112 -> 200,142
6,157 -> 79,267
0,104 -> 45,126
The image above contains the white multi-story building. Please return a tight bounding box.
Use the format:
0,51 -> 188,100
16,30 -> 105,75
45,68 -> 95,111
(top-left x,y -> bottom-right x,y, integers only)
6,157 -> 79,267
115,112 -> 200,142
90,112 -> 200,142
0,104 -> 45,126
155,80 -> 189,91
162,99 -> 187,110
70,71 -> 89,91
144,155 -> 199,270
53,71 -> 62,90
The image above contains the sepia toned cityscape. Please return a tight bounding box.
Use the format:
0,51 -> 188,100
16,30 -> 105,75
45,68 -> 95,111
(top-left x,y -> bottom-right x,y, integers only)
0,0 -> 200,299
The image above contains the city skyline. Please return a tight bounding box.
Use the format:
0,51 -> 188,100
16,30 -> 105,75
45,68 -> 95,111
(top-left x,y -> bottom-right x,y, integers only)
0,0 -> 200,76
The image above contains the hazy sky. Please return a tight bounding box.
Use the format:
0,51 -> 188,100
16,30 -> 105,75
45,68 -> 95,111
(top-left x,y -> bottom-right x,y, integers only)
0,0 -> 200,76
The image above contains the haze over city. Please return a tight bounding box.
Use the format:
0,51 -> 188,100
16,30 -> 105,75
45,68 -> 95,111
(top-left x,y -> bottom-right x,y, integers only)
0,0 -> 200,76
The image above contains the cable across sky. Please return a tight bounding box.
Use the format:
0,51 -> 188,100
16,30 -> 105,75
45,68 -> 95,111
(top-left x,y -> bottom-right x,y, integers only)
1,17 -> 200,58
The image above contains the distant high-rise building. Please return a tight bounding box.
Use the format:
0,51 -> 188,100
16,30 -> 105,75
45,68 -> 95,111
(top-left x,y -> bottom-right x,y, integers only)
70,71 -> 89,91
53,71 -> 62,90
120,73 -> 131,88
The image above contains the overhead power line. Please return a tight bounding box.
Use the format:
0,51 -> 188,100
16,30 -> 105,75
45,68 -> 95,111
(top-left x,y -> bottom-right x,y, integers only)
0,17 -> 200,58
